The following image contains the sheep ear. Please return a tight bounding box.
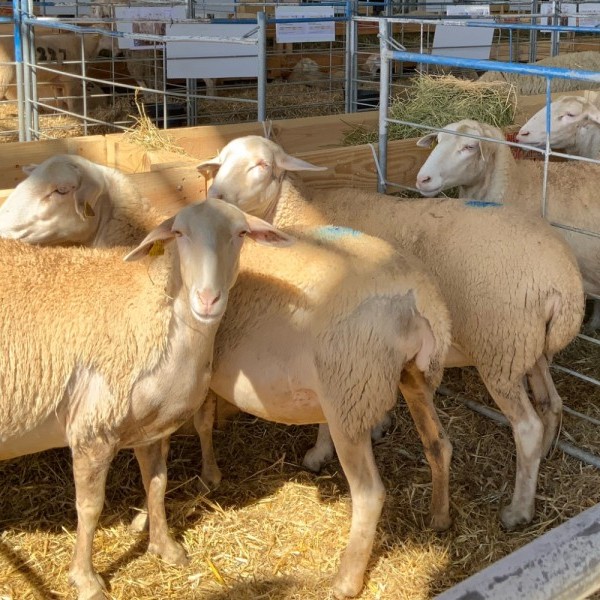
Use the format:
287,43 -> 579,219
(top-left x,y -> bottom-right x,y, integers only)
22,163 -> 38,176
274,151 -> 327,172
124,216 -> 177,261
584,103 -> 600,125
196,159 -> 221,179
74,173 -> 104,220
417,133 -> 437,148
244,212 -> 295,247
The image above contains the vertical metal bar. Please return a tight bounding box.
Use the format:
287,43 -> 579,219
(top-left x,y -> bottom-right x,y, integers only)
185,0 -> 197,127
541,76 -> 552,219
21,0 -> 32,140
80,34 -> 88,135
27,0 -> 38,138
377,18 -> 390,194
550,0 -> 560,56
12,0 -> 24,141
257,11 -> 267,123
344,0 -> 352,112
529,0 -> 539,63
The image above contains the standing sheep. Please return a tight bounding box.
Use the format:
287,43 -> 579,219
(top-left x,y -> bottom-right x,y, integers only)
415,118 -> 600,329
0,198 -> 292,600
517,92 -> 600,158
0,155 -> 454,599
287,57 -> 329,89
479,51 -> 600,95
198,135 -> 585,530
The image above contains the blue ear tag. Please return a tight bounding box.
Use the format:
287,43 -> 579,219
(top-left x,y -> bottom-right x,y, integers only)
313,225 -> 362,240
464,200 -> 502,208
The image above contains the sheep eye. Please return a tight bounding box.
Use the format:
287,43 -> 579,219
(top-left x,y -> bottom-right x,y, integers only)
238,230 -> 248,238
566,112 -> 576,118
54,189 -> 68,195
173,230 -> 183,237
463,144 -> 476,151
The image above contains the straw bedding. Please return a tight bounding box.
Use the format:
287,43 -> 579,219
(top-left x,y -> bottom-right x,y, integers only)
0,336 -> 599,598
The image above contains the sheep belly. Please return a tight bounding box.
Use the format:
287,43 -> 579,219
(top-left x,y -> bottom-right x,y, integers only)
0,410 -> 67,460
211,334 -> 325,425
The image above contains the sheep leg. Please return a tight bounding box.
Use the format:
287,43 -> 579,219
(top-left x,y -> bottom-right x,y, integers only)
302,415 -> 392,473
302,423 -> 335,472
483,379 -> 544,529
399,362 -> 452,531
193,390 -> 222,488
325,421 -> 385,599
69,444 -> 114,600
526,356 -> 562,457
134,438 -> 189,566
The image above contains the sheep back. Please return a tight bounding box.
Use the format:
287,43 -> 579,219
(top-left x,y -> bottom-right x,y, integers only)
0,240 -> 172,444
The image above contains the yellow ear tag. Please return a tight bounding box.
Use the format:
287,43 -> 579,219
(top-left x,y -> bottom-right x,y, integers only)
149,240 -> 165,257
84,202 -> 95,218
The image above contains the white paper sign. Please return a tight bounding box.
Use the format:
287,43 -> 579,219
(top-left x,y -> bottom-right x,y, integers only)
166,23 -> 259,79
275,6 -> 335,44
115,6 -> 187,50
576,2 -> 600,28
431,6 -> 493,60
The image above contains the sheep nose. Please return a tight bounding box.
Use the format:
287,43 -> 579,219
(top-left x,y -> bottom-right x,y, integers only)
197,289 -> 221,308
417,174 -> 431,185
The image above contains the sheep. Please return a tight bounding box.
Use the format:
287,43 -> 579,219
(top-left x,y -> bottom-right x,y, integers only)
516,92 -> 600,159
0,198 -> 292,600
362,53 -> 381,79
0,33 -> 110,112
198,135 -> 585,530
0,157 -> 456,599
478,51 -> 600,95
415,118 -> 600,330
0,154 -> 163,247
287,57 -> 329,89
0,154 -> 394,476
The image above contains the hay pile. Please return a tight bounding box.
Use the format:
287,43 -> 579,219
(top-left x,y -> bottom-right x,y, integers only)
0,335 -> 599,599
344,74 -> 517,145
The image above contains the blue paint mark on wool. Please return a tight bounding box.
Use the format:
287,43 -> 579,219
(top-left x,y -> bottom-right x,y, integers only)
464,200 -> 502,208
313,225 -> 362,240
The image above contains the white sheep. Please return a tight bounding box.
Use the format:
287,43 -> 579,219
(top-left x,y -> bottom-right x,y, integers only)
479,51 -> 600,95
415,118 -> 600,329
287,57 -> 329,89
0,33 -> 110,112
198,135 -> 585,530
0,154 -> 163,246
362,53 -> 381,79
517,92 -> 600,159
0,198 -> 292,600
0,154 -> 393,467
0,156 -> 454,599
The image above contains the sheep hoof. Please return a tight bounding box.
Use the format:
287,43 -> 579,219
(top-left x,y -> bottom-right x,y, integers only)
149,539 -> 189,567
430,513 -> 452,532
69,568 -> 106,600
332,572 -> 363,599
200,467 -> 222,489
129,510 -> 149,533
500,504 -> 534,530
302,446 -> 333,473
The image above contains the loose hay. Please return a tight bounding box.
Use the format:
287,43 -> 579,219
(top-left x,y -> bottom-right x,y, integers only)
1,336 -> 599,599
344,74 -> 517,145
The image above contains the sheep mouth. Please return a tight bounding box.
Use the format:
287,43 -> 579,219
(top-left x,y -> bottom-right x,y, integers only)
191,308 -> 223,325
417,186 -> 443,197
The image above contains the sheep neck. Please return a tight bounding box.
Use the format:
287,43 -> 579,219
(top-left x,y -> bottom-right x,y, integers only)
459,141 -> 516,203
271,175 -> 322,228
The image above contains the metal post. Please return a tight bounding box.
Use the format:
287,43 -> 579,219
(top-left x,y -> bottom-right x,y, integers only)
12,0 -> 24,141
21,0 -> 33,141
550,0 -> 560,56
529,0 -> 539,63
345,0 -> 357,113
377,18 -> 390,194
80,34 -> 88,135
186,0 -> 197,127
257,11 -> 267,123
